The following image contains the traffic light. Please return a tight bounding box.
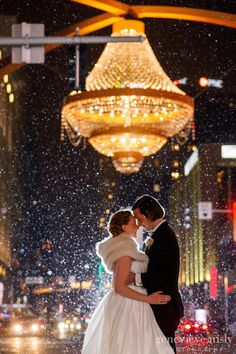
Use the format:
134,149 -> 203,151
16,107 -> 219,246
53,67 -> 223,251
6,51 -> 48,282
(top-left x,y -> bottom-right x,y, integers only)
183,207 -> 191,229
68,45 -> 76,90
67,44 -> 87,91
97,261 -> 104,288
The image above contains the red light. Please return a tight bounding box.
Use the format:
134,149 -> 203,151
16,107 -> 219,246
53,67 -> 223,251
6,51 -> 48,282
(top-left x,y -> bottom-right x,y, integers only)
233,202 -> 236,242
226,285 -> 233,294
199,77 -> 208,87
185,324 -> 191,330
210,266 -> 218,299
202,324 -> 208,330
194,323 -> 200,328
58,303 -> 63,315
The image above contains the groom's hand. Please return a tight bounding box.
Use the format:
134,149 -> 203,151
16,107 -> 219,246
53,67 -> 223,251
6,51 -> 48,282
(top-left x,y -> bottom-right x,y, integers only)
148,291 -> 171,305
126,272 -> 135,285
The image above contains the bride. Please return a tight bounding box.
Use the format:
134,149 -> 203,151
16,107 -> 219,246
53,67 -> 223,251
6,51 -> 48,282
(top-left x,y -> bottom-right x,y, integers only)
82,209 -> 174,354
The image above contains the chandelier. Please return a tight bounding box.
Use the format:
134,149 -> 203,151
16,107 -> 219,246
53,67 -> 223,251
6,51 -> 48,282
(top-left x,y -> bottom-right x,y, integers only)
61,20 -> 194,174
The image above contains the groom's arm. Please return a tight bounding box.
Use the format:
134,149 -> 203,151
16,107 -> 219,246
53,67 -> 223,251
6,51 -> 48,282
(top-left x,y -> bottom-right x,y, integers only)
140,270 -> 148,288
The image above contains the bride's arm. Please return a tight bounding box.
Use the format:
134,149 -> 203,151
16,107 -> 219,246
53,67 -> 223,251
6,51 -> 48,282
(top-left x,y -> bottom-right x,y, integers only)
113,256 -> 171,305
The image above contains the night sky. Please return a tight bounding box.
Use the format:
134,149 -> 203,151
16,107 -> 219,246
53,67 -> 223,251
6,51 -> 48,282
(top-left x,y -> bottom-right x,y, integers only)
0,0 -> 236,278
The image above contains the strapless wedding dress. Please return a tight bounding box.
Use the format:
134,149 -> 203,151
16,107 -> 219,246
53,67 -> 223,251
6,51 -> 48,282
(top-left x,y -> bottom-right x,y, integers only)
81,260 -> 174,354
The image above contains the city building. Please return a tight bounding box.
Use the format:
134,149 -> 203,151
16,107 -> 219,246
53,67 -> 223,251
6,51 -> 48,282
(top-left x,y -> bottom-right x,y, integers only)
169,144 -> 236,326
0,14 -> 29,303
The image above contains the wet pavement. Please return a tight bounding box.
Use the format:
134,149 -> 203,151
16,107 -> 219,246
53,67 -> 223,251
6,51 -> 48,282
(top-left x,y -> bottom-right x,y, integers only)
0,335 -> 235,354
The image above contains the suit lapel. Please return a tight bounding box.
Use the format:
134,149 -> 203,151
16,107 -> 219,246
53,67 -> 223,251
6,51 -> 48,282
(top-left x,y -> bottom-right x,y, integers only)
145,221 -> 167,254
152,220 -> 166,240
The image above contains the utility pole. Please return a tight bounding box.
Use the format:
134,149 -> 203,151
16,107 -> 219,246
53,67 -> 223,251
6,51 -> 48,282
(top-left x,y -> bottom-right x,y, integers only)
0,22 -> 144,64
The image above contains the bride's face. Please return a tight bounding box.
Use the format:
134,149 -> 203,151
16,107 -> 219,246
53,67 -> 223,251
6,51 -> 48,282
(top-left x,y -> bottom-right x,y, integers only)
122,215 -> 139,237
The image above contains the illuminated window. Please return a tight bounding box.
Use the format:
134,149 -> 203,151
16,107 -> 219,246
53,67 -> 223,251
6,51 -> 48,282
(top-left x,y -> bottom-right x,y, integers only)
221,145 -> 236,159
6,83 -> 12,93
9,93 -> 14,103
3,74 -> 8,83
153,183 -> 160,192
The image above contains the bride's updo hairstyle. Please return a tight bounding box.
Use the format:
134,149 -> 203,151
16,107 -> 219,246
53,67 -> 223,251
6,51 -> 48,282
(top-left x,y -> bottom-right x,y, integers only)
108,210 -> 132,237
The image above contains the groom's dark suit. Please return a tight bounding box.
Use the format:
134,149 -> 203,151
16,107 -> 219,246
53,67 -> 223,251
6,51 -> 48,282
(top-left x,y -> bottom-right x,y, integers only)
141,221 -> 184,353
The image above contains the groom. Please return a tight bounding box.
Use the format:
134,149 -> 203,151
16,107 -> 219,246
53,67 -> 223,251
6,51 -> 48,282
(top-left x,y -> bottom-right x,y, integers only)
131,195 -> 184,353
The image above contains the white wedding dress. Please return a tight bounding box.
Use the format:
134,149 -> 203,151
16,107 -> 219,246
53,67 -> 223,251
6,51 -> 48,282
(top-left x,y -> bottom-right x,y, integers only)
82,259 -> 174,354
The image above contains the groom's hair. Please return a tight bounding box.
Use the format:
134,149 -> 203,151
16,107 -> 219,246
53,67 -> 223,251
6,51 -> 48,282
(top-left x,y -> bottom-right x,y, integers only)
132,195 -> 165,221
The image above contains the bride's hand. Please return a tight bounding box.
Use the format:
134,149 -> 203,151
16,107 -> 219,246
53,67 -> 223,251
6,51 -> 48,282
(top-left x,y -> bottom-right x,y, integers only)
148,291 -> 171,305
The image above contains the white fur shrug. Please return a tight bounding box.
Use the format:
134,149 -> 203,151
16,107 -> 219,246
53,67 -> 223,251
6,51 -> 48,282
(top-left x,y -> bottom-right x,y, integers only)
96,232 -> 149,274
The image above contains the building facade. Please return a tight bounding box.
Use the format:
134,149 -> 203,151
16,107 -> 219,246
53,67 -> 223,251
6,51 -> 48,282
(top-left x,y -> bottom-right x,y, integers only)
169,144 -> 236,327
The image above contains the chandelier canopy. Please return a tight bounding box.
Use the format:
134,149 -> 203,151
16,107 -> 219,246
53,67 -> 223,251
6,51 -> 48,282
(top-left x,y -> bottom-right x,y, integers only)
62,20 -> 194,174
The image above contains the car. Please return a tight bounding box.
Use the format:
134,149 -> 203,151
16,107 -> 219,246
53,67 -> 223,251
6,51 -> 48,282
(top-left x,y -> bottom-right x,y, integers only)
0,304 -> 45,337
177,318 -> 209,337
56,313 -> 88,334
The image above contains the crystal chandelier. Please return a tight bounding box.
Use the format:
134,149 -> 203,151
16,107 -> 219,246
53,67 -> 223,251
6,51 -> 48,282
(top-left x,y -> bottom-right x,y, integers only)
62,20 -> 194,174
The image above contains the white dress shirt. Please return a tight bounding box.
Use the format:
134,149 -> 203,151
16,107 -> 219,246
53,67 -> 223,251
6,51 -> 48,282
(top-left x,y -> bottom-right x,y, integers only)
135,220 -> 166,287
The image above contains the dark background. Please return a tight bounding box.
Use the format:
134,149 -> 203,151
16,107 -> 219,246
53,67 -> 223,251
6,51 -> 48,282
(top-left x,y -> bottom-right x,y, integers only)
0,0 -> 236,279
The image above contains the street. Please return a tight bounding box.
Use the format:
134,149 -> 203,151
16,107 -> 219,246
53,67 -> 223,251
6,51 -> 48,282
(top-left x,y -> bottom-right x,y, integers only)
0,335 -> 235,354
0,336 -> 83,354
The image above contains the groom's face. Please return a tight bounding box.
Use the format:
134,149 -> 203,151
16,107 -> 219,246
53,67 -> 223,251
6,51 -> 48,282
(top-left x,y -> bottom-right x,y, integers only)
133,208 -> 153,231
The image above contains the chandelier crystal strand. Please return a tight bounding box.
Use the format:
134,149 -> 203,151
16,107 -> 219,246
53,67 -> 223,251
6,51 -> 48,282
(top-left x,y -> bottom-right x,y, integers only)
62,20 -> 194,174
